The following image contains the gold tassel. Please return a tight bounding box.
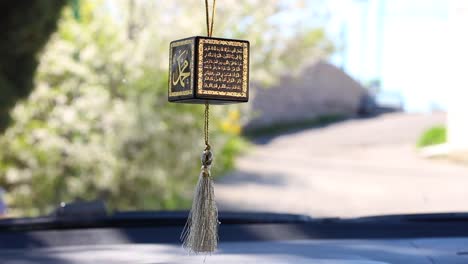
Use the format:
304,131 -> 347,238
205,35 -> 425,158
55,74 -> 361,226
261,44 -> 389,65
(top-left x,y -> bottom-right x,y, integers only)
181,147 -> 219,253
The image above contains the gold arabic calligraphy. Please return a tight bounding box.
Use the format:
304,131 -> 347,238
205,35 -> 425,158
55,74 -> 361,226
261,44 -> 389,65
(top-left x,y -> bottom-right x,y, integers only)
172,50 -> 191,88
202,44 -> 244,91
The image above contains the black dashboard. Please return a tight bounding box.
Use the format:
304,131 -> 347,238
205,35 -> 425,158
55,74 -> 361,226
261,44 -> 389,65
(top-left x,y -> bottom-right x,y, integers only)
1,212 -> 468,263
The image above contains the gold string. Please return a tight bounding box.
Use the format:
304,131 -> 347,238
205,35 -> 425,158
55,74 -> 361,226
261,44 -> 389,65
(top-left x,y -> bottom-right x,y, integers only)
204,103 -> 210,149
203,0 -> 216,150
204,0 -> 216,37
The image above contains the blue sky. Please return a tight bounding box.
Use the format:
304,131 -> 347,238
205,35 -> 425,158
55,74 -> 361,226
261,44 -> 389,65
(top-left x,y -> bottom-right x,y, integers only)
310,0 -> 451,112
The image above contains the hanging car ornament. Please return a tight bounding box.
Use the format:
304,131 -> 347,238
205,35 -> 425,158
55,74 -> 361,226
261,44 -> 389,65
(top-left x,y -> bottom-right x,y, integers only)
168,36 -> 249,104
168,0 -> 249,254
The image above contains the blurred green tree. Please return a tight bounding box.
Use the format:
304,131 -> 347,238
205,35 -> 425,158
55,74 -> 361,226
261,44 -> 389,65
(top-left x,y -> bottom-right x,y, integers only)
0,0 -> 333,216
0,1 -> 66,133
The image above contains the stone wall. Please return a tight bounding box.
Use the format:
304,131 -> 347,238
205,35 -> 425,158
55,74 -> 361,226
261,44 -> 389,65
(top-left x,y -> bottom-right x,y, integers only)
245,61 -> 366,130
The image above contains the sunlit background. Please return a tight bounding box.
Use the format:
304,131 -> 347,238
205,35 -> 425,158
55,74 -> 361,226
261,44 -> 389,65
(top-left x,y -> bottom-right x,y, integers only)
0,0 -> 467,218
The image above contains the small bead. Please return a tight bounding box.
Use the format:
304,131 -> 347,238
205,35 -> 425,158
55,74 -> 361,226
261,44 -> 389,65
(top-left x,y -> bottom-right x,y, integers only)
201,149 -> 213,166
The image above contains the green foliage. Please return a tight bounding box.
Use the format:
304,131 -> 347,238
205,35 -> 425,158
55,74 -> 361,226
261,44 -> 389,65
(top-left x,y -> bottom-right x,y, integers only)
417,125 -> 447,148
0,1 -> 66,133
0,4 -> 220,216
0,0 -> 333,216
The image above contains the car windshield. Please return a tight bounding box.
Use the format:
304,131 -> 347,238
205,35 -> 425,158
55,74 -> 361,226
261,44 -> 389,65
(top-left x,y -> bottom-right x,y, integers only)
1,0 -> 467,220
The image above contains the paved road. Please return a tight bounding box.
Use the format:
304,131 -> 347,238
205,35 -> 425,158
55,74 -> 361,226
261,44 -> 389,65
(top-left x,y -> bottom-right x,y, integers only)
216,112 -> 468,218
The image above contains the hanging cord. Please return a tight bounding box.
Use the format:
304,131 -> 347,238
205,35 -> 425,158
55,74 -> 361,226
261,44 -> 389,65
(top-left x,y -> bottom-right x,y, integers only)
204,103 -> 210,150
203,0 -> 216,150
204,0 -> 216,37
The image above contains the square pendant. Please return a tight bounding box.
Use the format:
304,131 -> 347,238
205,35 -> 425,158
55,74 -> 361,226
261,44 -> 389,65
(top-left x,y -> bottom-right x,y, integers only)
168,36 -> 249,104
